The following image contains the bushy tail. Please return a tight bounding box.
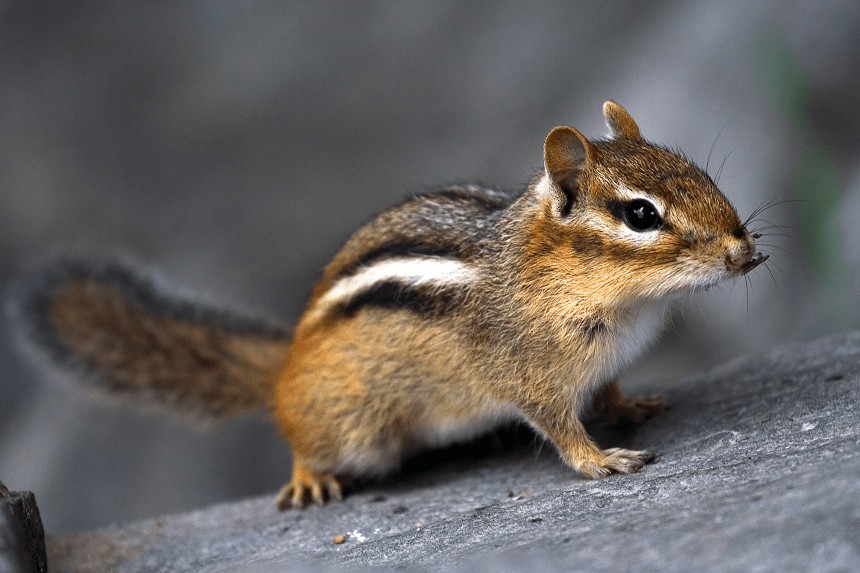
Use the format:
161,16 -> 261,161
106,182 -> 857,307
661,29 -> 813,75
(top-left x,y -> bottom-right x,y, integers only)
7,257 -> 292,419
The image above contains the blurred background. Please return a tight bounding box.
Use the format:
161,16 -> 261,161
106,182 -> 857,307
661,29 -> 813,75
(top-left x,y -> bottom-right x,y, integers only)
1,1 -> 858,533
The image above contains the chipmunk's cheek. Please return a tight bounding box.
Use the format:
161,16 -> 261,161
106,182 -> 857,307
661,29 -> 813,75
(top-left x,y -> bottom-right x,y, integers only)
672,252 -> 731,290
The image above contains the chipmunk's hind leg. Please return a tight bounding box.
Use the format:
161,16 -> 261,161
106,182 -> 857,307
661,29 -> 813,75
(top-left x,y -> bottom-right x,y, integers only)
592,379 -> 665,426
276,460 -> 343,510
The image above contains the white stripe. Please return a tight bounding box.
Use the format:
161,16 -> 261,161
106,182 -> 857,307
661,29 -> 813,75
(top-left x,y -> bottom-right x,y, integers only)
613,183 -> 666,217
313,256 -> 477,314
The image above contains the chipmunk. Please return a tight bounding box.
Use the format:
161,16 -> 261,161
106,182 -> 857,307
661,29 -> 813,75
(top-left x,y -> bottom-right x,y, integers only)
8,102 -> 768,510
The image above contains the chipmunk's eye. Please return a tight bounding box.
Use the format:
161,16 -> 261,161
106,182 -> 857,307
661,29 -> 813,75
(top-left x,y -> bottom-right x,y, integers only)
623,199 -> 662,232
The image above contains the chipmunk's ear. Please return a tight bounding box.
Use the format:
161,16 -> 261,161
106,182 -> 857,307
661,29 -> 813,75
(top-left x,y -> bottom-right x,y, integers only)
603,100 -> 642,141
544,126 -> 593,184
543,126 -> 594,216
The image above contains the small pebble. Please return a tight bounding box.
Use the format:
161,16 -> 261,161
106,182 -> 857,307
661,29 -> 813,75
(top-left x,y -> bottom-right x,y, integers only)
333,534 -> 346,544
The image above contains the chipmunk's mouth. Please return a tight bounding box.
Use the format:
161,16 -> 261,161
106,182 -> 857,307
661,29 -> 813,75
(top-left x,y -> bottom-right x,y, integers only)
739,252 -> 769,275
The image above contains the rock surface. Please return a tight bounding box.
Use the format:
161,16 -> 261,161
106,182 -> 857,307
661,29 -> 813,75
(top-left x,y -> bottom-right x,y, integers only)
47,332 -> 860,572
0,483 -> 48,573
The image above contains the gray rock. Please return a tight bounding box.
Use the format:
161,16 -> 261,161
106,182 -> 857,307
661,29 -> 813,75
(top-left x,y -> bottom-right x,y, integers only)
46,331 -> 860,572
0,483 -> 48,573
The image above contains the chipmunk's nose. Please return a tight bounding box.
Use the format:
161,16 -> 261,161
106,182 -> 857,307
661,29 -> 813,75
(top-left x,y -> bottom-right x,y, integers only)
724,228 -> 755,273
725,227 -> 768,274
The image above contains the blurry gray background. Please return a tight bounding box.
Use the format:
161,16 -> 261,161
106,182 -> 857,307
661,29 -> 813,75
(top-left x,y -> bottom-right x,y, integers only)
1,1 -> 858,533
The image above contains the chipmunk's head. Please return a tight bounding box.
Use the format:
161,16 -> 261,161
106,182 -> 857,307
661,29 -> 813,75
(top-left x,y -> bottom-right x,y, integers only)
523,101 -> 767,303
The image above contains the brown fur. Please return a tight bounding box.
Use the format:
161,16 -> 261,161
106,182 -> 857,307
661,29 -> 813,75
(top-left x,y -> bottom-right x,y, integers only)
12,258 -> 290,419
12,103 -> 769,510
48,281 -> 288,416
271,102 -> 765,505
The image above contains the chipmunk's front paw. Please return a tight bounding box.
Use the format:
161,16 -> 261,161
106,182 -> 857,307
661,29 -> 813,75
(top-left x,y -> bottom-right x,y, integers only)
276,463 -> 343,510
576,448 -> 655,479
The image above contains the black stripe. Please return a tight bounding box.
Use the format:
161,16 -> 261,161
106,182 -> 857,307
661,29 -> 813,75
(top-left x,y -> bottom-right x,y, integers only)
338,280 -> 457,318
334,187 -> 510,280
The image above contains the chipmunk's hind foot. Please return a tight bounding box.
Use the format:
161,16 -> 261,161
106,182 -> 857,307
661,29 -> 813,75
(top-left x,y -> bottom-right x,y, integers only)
600,447 -> 655,473
576,448 -> 656,479
276,461 -> 343,510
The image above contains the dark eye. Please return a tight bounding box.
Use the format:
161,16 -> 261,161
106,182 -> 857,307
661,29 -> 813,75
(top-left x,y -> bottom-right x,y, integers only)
623,199 -> 662,232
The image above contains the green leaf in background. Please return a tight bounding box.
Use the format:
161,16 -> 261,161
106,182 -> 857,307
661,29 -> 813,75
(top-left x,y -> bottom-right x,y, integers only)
760,29 -> 856,331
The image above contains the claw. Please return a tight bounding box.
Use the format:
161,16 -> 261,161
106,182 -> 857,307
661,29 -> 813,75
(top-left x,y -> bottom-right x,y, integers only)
326,476 -> 343,501
275,462 -> 343,510
741,252 -> 769,274
311,482 -> 325,506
